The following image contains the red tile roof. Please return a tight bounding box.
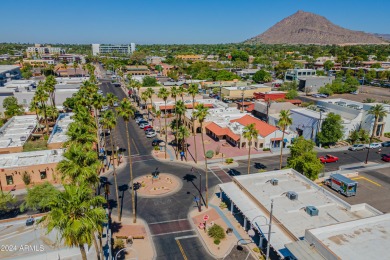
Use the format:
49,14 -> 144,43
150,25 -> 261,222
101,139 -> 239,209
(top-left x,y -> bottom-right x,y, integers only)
230,115 -> 278,137
205,122 -> 241,141
245,104 -> 255,112
160,105 -> 175,110
186,103 -> 214,109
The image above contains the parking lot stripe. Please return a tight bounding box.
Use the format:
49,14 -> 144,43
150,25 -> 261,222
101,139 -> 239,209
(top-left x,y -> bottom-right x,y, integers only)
175,234 -> 198,240
352,177 -> 382,187
176,239 -> 188,260
148,218 -> 188,225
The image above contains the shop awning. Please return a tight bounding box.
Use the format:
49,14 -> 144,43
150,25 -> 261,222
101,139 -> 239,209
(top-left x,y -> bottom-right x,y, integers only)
271,137 -> 282,141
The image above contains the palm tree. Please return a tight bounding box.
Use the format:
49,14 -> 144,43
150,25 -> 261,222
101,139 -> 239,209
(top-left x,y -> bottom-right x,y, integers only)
73,60 -> 79,76
243,123 -> 259,175
92,93 -> 105,154
278,110 -> 292,169
194,104 -> 209,207
188,84 -> 199,163
174,100 -> 186,159
158,87 -> 170,159
178,85 -> 186,102
117,99 -> 137,223
105,93 -> 119,164
101,110 -> 121,221
177,125 -> 190,160
365,104 -> 388,164
46,106 -> 59,122
34,84 -> 50,135
170,87 -> 179,158
39,184 -> 106,260
145,87 -> 155,123
57,143 -> 100,186
133,81 -> 142,106
155,110 -> 162,137
65,122 -> 97,148
29,96 -> 41,123
44,75 -> 57,107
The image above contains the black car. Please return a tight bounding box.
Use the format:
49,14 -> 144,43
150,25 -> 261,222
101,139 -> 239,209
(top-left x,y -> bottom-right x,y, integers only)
382,141 -> 390,147
152,139 -> 163,146
26,217 -> 35,226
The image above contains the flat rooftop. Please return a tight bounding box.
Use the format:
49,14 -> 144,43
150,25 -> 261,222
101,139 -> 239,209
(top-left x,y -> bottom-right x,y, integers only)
48,113 -> 74,144
0,115 -> 37,149
0,65 -> 19,73
307,214 -> 390,259
219,169 -> 381,256
0,148 -> 64,168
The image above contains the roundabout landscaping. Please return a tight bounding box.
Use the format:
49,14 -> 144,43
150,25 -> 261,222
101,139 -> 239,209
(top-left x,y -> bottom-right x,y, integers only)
132,173 -> 182,197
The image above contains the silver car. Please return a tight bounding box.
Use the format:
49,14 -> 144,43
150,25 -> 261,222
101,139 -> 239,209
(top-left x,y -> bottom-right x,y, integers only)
348,144 -> 366,151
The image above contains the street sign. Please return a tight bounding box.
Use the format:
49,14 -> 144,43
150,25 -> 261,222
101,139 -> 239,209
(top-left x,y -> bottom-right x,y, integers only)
194,197 -> 200,202
203,215 -> 209,221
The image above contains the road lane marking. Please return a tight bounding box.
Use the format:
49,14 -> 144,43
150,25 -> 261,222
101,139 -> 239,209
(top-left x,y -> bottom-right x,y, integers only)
208,169 -> 223,184
132,138 -> 140,154
175,234 -> 198,240
176,239 -> 188,260
148,219 -> 188,225
0,227 -> 35,242
351,177 -> 382,187
151,229 -> 195,237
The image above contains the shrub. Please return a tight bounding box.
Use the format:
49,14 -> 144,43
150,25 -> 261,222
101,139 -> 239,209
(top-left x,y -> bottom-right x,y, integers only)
258,169 -> 267,173
253,247 -> 260,253
205,150 -> 214,159
323,146 -> 329,149
154,145 -> 159,151
225,158 -> 234,164
22,171 -> 31,185
214,239 -> 221,245
208,224 -> 226,240
263,148 -> 270,151
114,239 -> 125,250
384,132 -> 390,138
219,202 -> 227,209
287,145 -> 291,148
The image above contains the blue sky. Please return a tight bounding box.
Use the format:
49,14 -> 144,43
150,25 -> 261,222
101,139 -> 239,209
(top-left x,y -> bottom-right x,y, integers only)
1,0 -> 389,44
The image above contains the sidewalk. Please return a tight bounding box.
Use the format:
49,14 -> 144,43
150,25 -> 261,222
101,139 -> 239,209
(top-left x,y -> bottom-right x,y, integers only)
189,194 -> 260,260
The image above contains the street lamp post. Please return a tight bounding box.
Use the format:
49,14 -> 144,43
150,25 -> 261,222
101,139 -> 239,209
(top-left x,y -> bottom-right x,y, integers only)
241,90 -> 245,112
266,199 -> 274,260
191,167 -> 202,212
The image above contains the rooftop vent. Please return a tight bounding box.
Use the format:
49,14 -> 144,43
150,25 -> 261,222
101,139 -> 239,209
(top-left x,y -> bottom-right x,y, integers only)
286,191 -> 298,200
270,178 -> 278,186
305,206 -> 319,216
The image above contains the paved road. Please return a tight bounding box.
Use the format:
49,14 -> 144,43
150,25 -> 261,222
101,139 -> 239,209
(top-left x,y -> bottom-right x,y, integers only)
100,81 -> 219,260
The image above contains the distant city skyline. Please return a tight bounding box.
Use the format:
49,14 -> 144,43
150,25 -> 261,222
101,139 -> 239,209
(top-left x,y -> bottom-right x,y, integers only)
1,0 -> 390,44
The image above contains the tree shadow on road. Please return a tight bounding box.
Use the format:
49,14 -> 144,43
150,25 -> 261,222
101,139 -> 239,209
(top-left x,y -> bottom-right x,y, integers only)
118,184 -> 129,220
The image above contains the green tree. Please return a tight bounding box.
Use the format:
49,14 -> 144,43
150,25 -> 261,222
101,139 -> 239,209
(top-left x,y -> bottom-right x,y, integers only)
177,125 -> 190,160
194,104 -> 210,207
243,123 -> 259,175
2,96 -> 23,118
318,85 -> 333,96
371,63 -> 382,69
317,113 -> 344,146
34,84 -> 50,135
278,110 -> 292,169
117,99 -> 137,223
323,60 -> 334,71
158,87 -> 170,159
252,70 -> 272,83
21,182 -> 60,212
365,104 -> 388,163
39,184 -> 106,260
287,137 -> 324,180
44,75 -> 57,107
0,191 -> 16,213
142,76 -> 158,87
231,50 -> 249,62
285,89 -> 298,100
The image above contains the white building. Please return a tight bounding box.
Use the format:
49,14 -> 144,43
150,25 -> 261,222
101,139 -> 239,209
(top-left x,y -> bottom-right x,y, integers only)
219,169 -> 382,259
26,44 -> 65,58
92,43 -> 136,56
0,65 -> 21,86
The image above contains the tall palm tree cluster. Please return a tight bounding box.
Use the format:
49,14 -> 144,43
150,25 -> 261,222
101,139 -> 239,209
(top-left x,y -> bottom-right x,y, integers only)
38,75 -> 139,260
30,75 -> 59,136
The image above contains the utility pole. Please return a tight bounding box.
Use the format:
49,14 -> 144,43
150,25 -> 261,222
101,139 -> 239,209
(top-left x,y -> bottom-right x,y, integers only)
241,90 -> 245,112
266,199 -> 274,260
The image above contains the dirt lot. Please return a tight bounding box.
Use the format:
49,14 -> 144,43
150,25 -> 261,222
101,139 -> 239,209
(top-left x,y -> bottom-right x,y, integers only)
323,166 -> 390,213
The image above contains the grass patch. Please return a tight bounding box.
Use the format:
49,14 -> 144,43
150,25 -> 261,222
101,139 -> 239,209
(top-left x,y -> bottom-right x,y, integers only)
23,139 -> 48,152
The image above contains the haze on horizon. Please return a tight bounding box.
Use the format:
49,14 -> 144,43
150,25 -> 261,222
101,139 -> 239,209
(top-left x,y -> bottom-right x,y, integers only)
1,0 -> 389,44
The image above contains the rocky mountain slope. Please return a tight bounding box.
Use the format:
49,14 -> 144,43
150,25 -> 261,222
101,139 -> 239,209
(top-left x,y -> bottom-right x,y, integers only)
245,11 -> 387,45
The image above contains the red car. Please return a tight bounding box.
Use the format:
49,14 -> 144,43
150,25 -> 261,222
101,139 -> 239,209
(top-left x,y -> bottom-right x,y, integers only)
319,154 -> 339,163
143,125 -> 153,131
382,154 -> 390,162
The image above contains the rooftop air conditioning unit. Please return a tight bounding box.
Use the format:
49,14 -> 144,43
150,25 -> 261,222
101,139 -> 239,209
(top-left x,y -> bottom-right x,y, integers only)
306,206 -> 319,216
286,191 -> 298,200
270,178 -> 278,186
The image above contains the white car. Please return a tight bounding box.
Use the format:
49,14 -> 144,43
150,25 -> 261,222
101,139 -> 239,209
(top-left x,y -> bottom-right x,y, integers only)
135,117 -> 144,123
146,131 -> 157,138
366,143 -> 381,149
101,106 -> 109,111
113,102 -> 119,107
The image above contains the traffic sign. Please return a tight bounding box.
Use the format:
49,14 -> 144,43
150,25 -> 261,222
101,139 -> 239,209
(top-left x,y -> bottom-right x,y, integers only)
194,197 -> 200,202
203,215 -> 209,221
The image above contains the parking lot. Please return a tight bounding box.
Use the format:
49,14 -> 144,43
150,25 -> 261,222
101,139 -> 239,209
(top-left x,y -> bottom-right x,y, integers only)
323,166 -> 390,213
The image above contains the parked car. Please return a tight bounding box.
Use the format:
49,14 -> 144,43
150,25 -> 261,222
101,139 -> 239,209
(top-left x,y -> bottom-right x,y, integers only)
312,94 -> 320,98
382,141 -> 390,147
382,154 -> 390,162
152,139 -> 164,146
101,106 -> 109,111
26,216 -> 35,226
145,128 -> 155,134
318,94 -> 328,98
138,120 -> 148,126
113,102 -> 119,107
146,131 -> 157,138
143,125 -> 153,131
348,144 -> 366,151
366,143 -> 381,149
319,154 -> 339,163
140,123 -> 150,129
